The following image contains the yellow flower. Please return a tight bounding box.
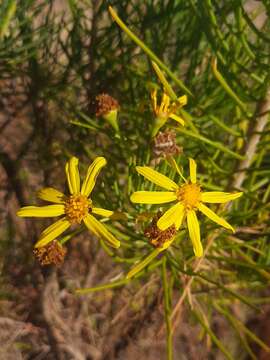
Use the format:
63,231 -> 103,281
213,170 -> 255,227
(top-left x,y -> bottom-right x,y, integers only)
130,159 -> 242,257
151,89 -> 187,137
17,157 -> 120,249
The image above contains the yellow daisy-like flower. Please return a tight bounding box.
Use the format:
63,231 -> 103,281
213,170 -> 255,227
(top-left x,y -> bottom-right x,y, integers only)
17,157 -> 120,249
151,89 -> 187,137
130,159 -> 242,257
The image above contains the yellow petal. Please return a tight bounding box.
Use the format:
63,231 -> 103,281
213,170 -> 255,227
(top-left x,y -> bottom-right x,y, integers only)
37,187 -> 65,203
159,237 -> 175,251
189,158 -> 197,184
169,113 -> 185,126
83,214 -> 120,248
162,93 -> 170,112
187,210 -> 203,257
177,95 -> 187,106
39,217 -> 68,237
92,207 -> 114,217
81,157 -> 107,197
130,191 -> 177,204
198,203 -> 234,232
175,206 -> 185,230
157,202 -> 184,230
201,191 -> 243,203
136,166 -> 178,190
151,89 -> 157,112
17,205 -> 65,217
35,218 -> 70,248
65,157 -> 80,194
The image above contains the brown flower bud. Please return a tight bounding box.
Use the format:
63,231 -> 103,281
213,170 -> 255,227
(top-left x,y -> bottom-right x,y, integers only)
144,211 -> 176,248
153,130 -> 182,159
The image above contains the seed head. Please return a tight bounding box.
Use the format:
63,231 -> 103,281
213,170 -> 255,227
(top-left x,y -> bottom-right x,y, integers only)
153,130 -> 182,159
33,240 -> 67,266
95,93 -> 119,117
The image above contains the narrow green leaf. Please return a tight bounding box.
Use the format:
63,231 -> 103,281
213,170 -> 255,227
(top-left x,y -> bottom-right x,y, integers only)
151,61 -> 177,100
76,278 -> 129,294
214,303 -> 257,360
215,304 -> 270,354
0,0 -> 16,39
193,309 -> 234,360
176,128 -> 245,160
211,58 -> 249,116
126,248 -> 161,279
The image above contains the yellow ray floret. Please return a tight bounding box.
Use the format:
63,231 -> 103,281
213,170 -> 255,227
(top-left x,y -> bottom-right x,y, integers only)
65,157 -> 80,194
92,207 -> 114,217
37,187 -> 66,203
130,191 -> 177,204
83,214 -> 119,248
81,157 -> 107,197
187,210 -> 203,257
131,158 -> 242,257
157,202 -> 184,230
136,166 -> 178,190
17,156 -> 120,250
17,205 -> 65,217
36,218 -> 71,248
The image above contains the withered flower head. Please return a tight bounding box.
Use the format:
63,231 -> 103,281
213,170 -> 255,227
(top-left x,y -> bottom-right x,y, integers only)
33,240 -> 67,266
144,211 -> 176,248
95,93 -> 119,117
153,130 -> 182,160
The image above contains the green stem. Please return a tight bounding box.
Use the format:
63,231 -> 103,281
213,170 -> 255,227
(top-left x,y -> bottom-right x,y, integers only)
0,0 -> 17,39
126,248 -> 160,279
76,278 -> 129,294
162,257 -> 173,360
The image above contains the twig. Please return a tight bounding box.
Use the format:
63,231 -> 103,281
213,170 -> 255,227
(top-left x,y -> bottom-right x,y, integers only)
231,89 -> 270,190
161,257 -> 173,360
0,150 -> 27,206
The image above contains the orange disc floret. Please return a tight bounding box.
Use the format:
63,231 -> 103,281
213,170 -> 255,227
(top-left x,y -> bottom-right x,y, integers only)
64,194 -> 91,224
177,183 -> 201,210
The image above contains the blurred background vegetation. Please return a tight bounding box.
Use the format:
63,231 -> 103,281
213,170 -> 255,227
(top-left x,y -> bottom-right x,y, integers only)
0,0 -> 270,359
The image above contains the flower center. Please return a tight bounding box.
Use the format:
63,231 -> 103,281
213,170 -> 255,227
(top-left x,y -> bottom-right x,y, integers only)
177,183 -> 201,210
64,194 -> 91,224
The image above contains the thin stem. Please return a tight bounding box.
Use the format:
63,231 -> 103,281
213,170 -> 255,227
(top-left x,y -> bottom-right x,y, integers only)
108,6 -> 193,97
162,257 -> 173,360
